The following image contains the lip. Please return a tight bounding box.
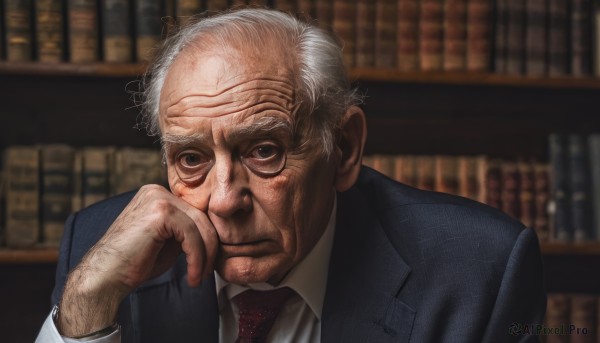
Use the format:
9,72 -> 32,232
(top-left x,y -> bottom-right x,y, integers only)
219,239 -> 272,257
220,239 -> 270,246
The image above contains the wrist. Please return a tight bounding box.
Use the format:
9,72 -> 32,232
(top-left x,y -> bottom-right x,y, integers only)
53,304 -> 120,340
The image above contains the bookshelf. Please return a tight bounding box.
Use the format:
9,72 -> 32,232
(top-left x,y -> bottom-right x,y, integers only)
1,64 -> 599,340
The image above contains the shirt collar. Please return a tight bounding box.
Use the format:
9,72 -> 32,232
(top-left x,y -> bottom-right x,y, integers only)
215,195 -> 337,321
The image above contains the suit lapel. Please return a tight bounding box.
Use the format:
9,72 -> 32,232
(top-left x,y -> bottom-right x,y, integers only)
322,187 -> 415,342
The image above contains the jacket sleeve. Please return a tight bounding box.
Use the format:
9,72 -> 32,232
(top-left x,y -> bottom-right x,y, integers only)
481,228 -> 547,343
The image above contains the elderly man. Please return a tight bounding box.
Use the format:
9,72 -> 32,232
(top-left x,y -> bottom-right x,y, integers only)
36,8 -> 545,343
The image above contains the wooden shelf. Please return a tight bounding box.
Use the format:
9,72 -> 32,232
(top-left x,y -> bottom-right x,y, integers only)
2,62 -> 600,89
0,249 -> 59,264
0,242 -> 599,264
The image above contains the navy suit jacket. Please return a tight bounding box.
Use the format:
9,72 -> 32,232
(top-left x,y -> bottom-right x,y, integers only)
52,167 -> 546,342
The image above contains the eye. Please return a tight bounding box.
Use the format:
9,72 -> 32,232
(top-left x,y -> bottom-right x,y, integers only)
242,143 -> 286,176
175,150 -> 213,184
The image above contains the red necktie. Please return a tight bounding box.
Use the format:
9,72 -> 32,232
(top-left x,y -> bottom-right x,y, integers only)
234,287 -> 296,343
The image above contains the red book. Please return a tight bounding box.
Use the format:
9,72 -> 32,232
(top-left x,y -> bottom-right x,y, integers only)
374,0 -> 397,68
533,162 -> 551,242
332,0 -> 356,67
466,0 -> 491,72
355,0 -> 375,67
443,0 -> 467,71
419,0 -> 444,71
397,0 -> 419,71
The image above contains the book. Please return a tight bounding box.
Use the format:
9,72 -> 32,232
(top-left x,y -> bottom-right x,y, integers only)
505,0 -> 525,75
332,0 -> 356,67
72,150 -> 83,213
135,0 -> 164,62
466,0 -> 491,72
230,0 -> 247,8
371,155 -> 395,178
4,0 -> 33,61
41,145 -> 75,247
589,135 -> 600,241
443,0 -> 467,71
569,295 -> 596,343
485,159 -> 502,209
112,148 -> 165,195
316,0 -> 333,31
394,155 -> 417,187
500,161 -> 520,220
175,0 -> 202,27
4,146 -> 40,248
68,0 -> 99,63
374,0 -> 396,68
205,0 -> 229,12
533,162 -> 551,241
416,156 -> 435,191
434,156 -> 459,194
547,0 -> 568,76
545,294 -> 570,342
274,0 -> 296,13
524,0 -> 546,76
397,0 -> 419,71
297,0 -> 314,21
101,0 -> 133,62
570,0 -> 593,77
35,0 -> 65,62
567,134 -> 593,241
82,147 -> 114,207
457,156 -> 479,200
419,0 -> 444,71
493,0 -> 508,73
549,134 -> 571,241
355,0 -> 375,67
517,160 -> 535,229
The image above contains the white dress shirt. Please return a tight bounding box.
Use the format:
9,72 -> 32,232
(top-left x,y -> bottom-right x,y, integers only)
35,199 -> 336,343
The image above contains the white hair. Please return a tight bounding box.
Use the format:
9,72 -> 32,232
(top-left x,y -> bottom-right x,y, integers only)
139,8 -> 362,156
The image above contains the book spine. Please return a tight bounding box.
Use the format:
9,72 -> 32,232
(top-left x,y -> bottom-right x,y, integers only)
102,0 -> 132,62
72,150 -> 83,212
545,294 -> 571,341
397,0 -> 419,71
175,0 -> 202,27
5,0 -> 33,61
500,161 -> 521,220
332,0 -> 356,67
533,162 -> 551,241
567,134 -> 593,242
374,0 -> 397,68
493,0 -> 508,73
297,0 -> 314,21
135,0 -> 163,62
475,155 -> 488,203
517,160 -> 535,229
114,148 -> 166,194
274,0 -> 296,13
68,0 -> 99,62
434,155 -> 458,194
547,0 -> 568,76
4,146 -> 40,248
41,145 -> 75,247
505,0 -> 525,75
394,155 -> 417,187
416,156 -> 435,191
372,155 -> 396,179
589,134 -> 600,241
205,0 -> 229,12
466,0 -> 491,72
419,0 -> 443,71
570,0 -> 593,76
316,0 -> 333,31
485,159 -> 502,209
549,133 -> 571,241
355,0 -> 375,67
35,0 -> 65,62
569,295 -> 597,343
443,0 -> 467,71
457,156 -> 479,200
82,147 -> 112,207
525,0 -> 546,76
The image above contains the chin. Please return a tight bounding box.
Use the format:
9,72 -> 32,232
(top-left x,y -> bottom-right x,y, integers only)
216,255 -> 290,285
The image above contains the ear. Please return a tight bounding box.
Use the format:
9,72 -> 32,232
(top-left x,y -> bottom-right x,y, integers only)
334,105 -> 367,192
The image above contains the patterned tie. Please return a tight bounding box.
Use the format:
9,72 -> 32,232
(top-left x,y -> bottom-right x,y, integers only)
234,287 -> 296,343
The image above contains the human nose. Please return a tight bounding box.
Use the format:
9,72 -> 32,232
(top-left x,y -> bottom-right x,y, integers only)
207,156 -> 252,218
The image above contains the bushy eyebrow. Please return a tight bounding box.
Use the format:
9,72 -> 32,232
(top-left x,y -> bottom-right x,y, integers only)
161,116 -> 294,153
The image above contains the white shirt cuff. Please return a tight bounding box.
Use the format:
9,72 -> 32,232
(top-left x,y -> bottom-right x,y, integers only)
35,312 -> 121,343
